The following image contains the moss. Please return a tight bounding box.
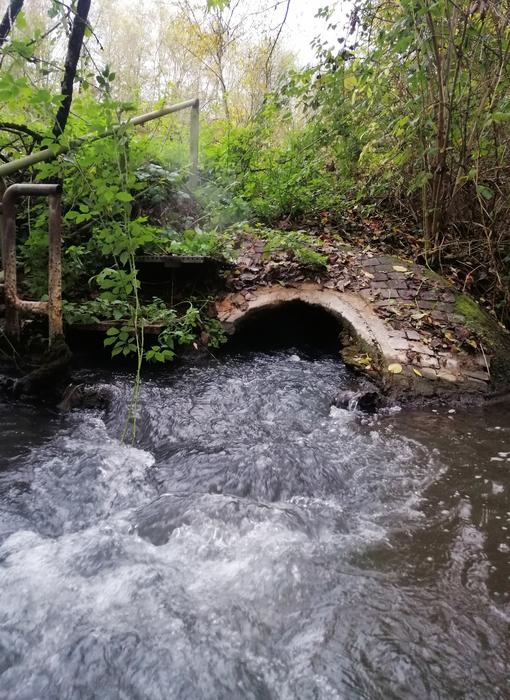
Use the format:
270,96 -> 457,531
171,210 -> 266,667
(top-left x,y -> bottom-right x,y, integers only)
455,294 -> 487,326
421,266 -> 445,283
455,292 -> 510,389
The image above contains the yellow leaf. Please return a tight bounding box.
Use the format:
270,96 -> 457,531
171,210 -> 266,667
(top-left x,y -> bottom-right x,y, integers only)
392,265 -> 408,273
344,74 -> 357,90
388,363 -> 403,374
413,367 -> 423,377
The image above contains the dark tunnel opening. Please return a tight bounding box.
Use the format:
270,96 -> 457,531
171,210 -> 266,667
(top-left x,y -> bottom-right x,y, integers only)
225,300 -> 345,356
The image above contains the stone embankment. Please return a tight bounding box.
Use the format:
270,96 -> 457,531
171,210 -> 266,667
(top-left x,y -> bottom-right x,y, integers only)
216,236 -> 510,397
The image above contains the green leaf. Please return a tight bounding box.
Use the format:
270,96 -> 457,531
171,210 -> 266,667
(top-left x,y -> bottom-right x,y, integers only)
491,112 -> 510,123
116,191 -> 133,203
476,184 -> 493,200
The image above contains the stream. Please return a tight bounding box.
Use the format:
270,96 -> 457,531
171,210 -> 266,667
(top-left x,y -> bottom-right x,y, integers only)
0,350 -> 509,699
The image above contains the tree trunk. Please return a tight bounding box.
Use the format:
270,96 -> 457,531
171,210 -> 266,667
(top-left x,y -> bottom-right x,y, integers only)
0,0 -> 24,48
53,0 -> 92,139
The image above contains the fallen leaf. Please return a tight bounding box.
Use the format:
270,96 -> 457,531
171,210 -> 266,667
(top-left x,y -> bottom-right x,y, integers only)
388,363 -> 403,374
413,367 -> 423,377
393,265 -> 408,273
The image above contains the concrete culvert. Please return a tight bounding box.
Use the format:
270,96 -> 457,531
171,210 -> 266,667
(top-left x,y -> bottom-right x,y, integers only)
225,300 -> 345,354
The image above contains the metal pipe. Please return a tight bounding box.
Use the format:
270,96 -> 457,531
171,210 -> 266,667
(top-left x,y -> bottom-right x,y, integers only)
189,98 -> 200,188
48,193 -> 63,341
1,184 -> 61,343
0,98 -> 200,178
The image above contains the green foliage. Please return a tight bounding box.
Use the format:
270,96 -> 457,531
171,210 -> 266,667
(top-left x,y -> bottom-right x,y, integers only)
203,102 -> 349,221
63,297 -> 227,362
201,0 -> 510,321
150,227 -> 236,259
253,226 -> 327,268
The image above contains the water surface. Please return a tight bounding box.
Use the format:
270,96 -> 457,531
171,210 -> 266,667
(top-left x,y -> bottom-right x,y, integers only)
0,351 -> 509,699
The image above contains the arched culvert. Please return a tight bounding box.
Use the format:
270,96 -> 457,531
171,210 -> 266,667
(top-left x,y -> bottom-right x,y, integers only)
215,284 -> 395,381
215,277 -> 502,397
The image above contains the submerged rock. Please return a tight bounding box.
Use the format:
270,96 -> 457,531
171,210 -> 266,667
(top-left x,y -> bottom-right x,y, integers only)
58,383 -> 115,412
333,386 -> 383,413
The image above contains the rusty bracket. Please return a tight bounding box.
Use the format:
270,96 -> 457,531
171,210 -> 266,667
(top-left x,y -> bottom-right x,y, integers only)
0,183 -> 62,345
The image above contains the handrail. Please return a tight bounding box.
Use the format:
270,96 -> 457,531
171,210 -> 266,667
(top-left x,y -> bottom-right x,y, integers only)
1,184 -> 62,344
0,97 -> 200,183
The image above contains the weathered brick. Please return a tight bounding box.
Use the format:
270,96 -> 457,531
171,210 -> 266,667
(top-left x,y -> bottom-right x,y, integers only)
437,371 -> 458,383
419,367 -> 438,380
464,370 -> 490,382
421,291 -> 439,301
440,357 -> 460,373
398,290 -> 416,300
416,355 -> 439,369
409,341 -> 435,355
406,330 -> 421,341
390,337 -> 409,350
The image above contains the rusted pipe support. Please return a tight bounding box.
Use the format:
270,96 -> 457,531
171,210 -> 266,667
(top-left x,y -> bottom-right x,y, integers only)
189,98 -> 200,189
1,183 -> 62,344
48,193 -> 63,341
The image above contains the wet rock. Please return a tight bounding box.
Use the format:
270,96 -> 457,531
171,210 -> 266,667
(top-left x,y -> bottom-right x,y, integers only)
333,386 -> 383,413
58,383 -> 115,412
0,374 -> 16,397
13,336 -> 72,399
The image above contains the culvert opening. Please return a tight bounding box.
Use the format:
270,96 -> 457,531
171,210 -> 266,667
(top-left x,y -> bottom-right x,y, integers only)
225,300 -> 345,355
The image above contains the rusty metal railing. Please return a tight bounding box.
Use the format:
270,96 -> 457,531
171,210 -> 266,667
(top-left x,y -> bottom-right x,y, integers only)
0,97 -> 200,347
0,97 -> 200,185
0,184 -> 62,345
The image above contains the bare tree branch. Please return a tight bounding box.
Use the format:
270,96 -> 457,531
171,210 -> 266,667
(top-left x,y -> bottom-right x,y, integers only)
265,0 -> 291,83
0,0 -> 24,48
53,0 -> 92,139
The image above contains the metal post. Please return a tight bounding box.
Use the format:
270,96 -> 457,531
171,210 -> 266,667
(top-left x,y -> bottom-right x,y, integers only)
189,98 -> 200,189
1,184 -> 61,345
48,192 -> 63,341
2,184 -> 20,340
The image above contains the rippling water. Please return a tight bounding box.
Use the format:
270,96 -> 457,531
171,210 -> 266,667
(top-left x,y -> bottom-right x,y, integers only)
0,351 -> 509,699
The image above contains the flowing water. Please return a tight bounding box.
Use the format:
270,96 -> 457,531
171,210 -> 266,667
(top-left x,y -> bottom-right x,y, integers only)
0,350 -> 509,699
